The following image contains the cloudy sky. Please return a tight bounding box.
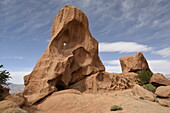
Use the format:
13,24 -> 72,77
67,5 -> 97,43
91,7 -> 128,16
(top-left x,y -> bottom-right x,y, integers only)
0,0 -> 170,84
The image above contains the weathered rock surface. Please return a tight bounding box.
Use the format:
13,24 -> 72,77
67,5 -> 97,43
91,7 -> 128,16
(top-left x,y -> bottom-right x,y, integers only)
132,84 -> 155,101
5,93 -> 25,107
85,72 -> 112,92
150,73 -> 170,86
120,52 -> 151,73
155,86 -> 170,97
0,86 -> 10,101
23,5 -> 105,105
51,89 -> 81,96
109,72 -> 139,90
36,89 -> 170,113
157,98 -> 170,107
69,72 -> 139,93
0,100 -> 28,113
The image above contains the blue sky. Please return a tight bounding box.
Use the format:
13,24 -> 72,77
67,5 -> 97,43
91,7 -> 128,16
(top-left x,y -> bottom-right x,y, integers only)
0,0 -> 170,84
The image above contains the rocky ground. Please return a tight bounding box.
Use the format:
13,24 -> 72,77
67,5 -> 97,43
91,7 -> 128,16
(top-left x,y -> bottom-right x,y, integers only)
28,89 -> 170,113
1,86 -> 170,113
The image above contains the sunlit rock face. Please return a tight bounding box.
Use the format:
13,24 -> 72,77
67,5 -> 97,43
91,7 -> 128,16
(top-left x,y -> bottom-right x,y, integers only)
119,52 -> 151,73
23,5 -> 105,105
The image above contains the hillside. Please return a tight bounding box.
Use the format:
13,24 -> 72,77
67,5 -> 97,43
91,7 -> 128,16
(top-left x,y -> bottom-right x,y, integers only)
8,83 -> 24,94
166,74 -> 170,79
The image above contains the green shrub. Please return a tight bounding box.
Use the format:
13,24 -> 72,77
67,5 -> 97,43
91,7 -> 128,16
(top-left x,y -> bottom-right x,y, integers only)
142,84 -> 156,93
14,111 -> 22,113
139,97 -> 144,100
135,69 -> 152,85
110,105 -> 123,111
0,65 -> 11,87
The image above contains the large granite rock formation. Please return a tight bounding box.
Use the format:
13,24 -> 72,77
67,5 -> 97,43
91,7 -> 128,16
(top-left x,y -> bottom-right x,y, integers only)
120,52 -> 151,73
23,5 -> 105,105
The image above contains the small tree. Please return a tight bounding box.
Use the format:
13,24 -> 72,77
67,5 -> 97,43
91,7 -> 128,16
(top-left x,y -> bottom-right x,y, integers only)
0,65 -> 11,87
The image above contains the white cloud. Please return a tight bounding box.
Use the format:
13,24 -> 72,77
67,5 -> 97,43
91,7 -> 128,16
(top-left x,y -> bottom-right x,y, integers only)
104,60 -> 120,65
0,56 -> 23,60
105,65 -> 121,73
104,59 -> 170,75
99,41 -> 152,53
155,47 -> 170,58
33,19 -> 51,29
10,71 -> 31,84
103,60 -> 121,73
46,39 -> 50,42
148,60 -> 170,75
122,0 -> 135,20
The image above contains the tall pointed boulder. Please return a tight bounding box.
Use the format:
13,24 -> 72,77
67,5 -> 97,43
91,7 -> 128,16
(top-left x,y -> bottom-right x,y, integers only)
23,5 -> 105,105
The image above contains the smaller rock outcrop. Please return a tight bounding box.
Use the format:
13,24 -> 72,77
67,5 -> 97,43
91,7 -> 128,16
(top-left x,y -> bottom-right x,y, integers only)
5,93 -> 26,107
157,98 -> 170,107
69,72 -> 139,93
0,100 -> 28,113
150,73 -> 170,86
132,84 -> 155,101
120,52 -> 151,73
85,72 -> 112,92
155,86 -> 170,98
109,72 -> 139,90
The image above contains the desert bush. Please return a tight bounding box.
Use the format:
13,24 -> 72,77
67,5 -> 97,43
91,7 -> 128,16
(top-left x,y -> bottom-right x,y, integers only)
14,111 -> 22,113
142,83 -> 156,93
110,105 -> 123,111
135,69 -> 152,85
0,65 -> 11,87
139,96 -> 144,100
